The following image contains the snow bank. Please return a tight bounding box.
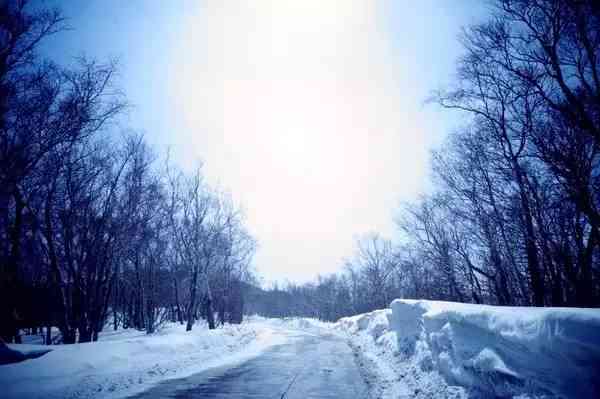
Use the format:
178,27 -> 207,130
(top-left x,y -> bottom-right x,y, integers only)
389,300 -> 600,398
336,309 -> 390,339
264,316 -> 332,332
336,309 -> 457,398
336,300 -> 600,398
0,342 -> 52,365
0,321 -> 283,399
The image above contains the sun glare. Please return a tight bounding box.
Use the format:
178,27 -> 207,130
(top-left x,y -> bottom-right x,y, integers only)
170,0 -> 428,281
272,129 -> 313,174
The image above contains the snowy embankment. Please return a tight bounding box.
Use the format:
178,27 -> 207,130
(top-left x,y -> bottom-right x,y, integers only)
0,320 -> 284,399
336,300 -> 600,398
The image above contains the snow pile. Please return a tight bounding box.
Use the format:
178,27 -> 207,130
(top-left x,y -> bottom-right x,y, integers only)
0,342 -> 52,365
337,299 -> 600,398
0,321 -> 284,399
273,317 -> 332,333
336,309 -> 390,339
389,300 -> 600,398
246,315 -> 334,335
337,309 -> 459,399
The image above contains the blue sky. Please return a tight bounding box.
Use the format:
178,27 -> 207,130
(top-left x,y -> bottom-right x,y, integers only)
40,0 -> 489,284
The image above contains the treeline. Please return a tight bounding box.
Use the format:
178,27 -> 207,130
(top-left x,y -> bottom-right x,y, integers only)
253,0 -> 600,322
0,2 -> 256,344
245,235 -> 404,322
413,0 -> 600,307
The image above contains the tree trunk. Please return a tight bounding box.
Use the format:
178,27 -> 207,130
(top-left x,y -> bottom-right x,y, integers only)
513,164 -> 545,306
577,225 -> 597,306
186,267 -> 199,332
205,279 -> 215,330
1,189 -> 24,343
173,278 -> 183,325
219,295 -> 226,326
44,191 -> 74,344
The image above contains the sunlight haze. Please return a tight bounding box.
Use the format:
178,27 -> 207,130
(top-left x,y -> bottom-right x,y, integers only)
45,0 -> 486,284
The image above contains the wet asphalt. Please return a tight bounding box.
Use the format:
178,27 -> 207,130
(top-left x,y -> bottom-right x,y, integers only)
127,331 -> 369,399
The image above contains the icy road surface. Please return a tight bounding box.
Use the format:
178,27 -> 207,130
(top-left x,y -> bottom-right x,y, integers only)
128,329 -> 369,399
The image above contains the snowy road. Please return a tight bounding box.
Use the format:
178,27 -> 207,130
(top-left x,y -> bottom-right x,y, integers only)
127,330 -> 369,399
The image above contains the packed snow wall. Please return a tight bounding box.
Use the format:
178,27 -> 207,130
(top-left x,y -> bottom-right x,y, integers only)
388,299 -> 600,397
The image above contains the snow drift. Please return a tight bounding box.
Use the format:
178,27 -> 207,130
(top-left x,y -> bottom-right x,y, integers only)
0,321 -> 282,399
389,300 -> 600,397
0,341 -> 52,365
339,300 -> 600,398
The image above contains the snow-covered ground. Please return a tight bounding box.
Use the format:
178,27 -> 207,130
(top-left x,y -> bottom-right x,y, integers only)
335,309 -> 461,398
335,299 -> 600,399
3,306 -> 599,399
0,320 -> 287,399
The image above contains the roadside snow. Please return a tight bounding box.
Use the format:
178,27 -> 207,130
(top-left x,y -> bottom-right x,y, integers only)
0,320 -> 286,399
336,300 -> 600,399
336,309 -> 464,399
6,307 -> 597,399
258,316 -> 332,335
390,300 -> 600,398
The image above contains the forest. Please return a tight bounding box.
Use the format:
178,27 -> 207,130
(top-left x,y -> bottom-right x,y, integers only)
0,1 -> 256,344
1,0 -> 600,346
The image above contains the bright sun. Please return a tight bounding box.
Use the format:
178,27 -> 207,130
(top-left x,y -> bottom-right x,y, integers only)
171,0 -> 428,282
271,129 -> 323,178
